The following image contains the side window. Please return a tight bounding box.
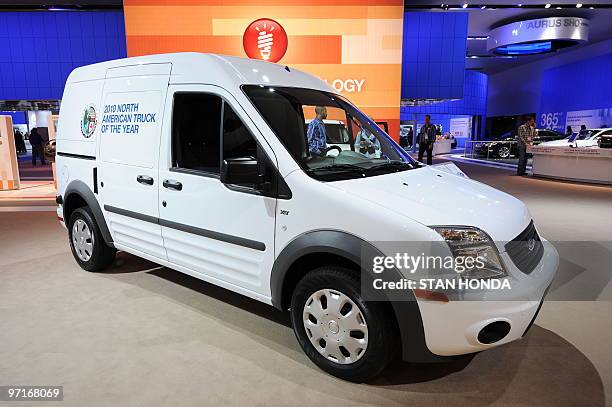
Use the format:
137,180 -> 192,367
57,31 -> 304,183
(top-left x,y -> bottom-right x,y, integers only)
222,102 -> 281,193
598,130 -> 612,138
172,93 -> 222,173
223,103 -> 257,160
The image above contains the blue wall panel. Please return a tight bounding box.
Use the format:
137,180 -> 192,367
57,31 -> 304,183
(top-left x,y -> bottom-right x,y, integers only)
401,70 -> 488,138
538,52 -> 612,131
402,12 -> 468,100
0,111 -> 27,124
0,11 -> 126,101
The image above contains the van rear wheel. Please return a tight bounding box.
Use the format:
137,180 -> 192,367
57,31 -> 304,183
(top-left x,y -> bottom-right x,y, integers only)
290,266 -> 396,382
68,207 -> 116,272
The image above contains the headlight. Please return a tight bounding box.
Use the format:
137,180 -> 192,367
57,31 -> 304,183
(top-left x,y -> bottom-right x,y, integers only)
432,226 -> 507,279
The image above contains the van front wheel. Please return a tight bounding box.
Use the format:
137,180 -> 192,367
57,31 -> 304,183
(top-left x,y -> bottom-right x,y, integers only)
68,207 -> 116,272
290,267 -> 396,382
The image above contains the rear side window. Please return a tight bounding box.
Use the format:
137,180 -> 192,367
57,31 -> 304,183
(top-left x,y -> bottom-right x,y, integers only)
172,93 -> 222,173
599,130 -> 612,137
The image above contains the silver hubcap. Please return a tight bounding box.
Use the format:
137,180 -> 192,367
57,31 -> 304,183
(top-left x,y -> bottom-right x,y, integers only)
303,289 -> 368,365
499,147 -> 510,158
72,219 -> 93,262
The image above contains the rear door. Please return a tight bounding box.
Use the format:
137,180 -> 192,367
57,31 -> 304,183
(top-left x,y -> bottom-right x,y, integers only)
97,63 -> 171,261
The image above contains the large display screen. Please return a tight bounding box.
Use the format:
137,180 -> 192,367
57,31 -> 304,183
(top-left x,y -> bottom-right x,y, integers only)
123,0 -> 404,140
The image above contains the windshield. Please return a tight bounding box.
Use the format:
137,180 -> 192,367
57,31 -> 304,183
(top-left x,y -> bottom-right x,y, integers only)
243,85 -> 418,181
572,129 -> 598,140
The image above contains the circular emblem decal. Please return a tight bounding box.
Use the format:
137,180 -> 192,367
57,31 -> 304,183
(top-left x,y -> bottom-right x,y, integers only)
243,18 -> 288,63
81,104 -> 97,138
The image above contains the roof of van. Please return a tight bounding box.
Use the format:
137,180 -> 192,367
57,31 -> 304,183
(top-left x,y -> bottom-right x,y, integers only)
66,52 -> 333,93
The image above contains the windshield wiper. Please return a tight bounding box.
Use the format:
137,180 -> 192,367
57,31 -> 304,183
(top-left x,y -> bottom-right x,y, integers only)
306,164 -> 366,174
365,161 -> 418,172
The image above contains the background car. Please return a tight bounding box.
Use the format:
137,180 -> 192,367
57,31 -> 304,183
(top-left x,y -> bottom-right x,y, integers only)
538,128 -> 612,148
399,125 -> 413,147
475,128 -> 564,158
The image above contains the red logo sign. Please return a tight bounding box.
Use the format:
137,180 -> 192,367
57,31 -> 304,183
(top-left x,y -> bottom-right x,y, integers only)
243,18 -> 288,63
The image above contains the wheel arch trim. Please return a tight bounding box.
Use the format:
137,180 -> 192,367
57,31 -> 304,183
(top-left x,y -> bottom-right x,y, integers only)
271,229 -> 447,362
63,180 -> 113,246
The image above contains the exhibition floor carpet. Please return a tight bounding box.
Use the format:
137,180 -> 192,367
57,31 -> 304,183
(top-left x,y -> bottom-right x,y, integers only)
0,163 -> 610,407
0,181 -> 56,211
17,153 -> 54,180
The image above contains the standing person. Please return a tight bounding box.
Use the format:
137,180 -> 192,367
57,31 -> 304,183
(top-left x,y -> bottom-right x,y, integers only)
417,115 -> 436,165
565,125 -> 573,138
29,128 -> 46,166
517,116 -> 536,176
306,106 -> 328,156
355,126 -> 381,158
14,130 -> 26,155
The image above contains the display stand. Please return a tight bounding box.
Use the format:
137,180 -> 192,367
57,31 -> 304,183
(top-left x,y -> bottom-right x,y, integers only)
48,114 -> 59,189
529,145 -> 612,185
433,139 -> 452,155
0,115 -> 21,190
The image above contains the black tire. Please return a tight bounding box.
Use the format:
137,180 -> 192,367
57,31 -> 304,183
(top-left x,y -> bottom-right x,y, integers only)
290,267 -> 397,382
68,207 -> 116,272
496,145 -> 511,159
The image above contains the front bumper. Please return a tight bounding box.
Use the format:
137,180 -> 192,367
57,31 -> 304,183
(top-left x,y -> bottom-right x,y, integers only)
414,240 -> 558,356
474,144 -> 493,156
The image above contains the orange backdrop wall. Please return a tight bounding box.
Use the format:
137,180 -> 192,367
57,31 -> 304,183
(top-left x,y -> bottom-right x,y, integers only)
123,0 -> 404,140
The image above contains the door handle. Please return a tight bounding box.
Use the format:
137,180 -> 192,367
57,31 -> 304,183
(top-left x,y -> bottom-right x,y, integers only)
163,179 -> 183,191
137,175 -> 154,185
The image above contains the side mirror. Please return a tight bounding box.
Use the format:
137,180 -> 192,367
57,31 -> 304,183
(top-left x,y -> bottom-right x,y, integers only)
221,157 -> 260,186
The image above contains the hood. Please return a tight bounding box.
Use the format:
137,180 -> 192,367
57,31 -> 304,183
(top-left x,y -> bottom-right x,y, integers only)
333,166 -> 531,242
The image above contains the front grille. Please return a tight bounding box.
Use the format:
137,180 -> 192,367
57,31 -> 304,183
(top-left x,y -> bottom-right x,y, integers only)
505,221 -> 544,275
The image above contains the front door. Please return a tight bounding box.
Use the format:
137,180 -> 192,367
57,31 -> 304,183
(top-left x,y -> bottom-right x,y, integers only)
158,85 -> 277,299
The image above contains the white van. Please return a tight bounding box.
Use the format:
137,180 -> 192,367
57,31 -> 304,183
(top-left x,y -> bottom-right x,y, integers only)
55,53 -> 558,382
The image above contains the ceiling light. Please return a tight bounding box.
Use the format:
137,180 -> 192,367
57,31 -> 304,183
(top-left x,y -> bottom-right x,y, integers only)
576,3 -> 583,7
517,3 -> 522,6
495,41 -> 553,55
462,3 -> 469,8
481,5 -> 486,9
545,3 -> 551,8
556,6 -> 562,9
